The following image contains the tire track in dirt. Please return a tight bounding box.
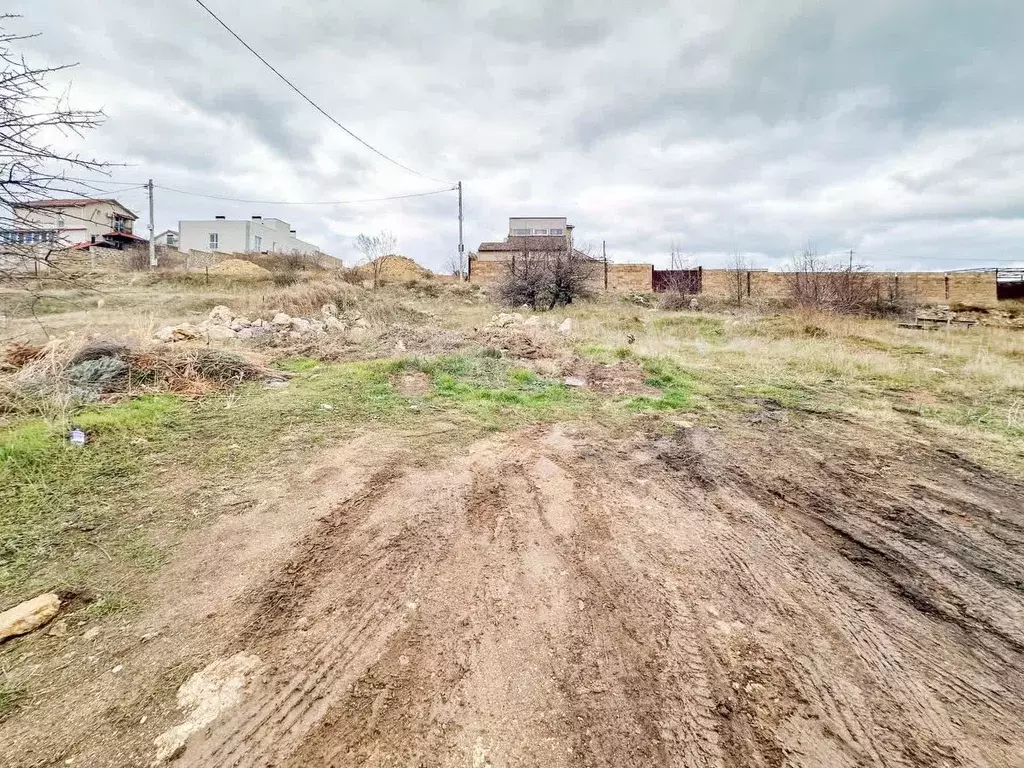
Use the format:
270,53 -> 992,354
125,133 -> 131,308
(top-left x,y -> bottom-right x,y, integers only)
172,421 -> 1024,767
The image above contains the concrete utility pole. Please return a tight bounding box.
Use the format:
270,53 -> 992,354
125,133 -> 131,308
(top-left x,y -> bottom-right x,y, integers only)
457,181 -> 464,280
147,179 -> 157,268
603,239 -> 608,289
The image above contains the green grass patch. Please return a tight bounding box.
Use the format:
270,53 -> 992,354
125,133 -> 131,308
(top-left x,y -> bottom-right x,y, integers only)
627,357 -> 696,412
921,403 -> 1024,440
0,395 -> 186,597
0,682 -> 26,722
651,315 -> 726,338
274,357 -> 320,373
577,343 -> 637,364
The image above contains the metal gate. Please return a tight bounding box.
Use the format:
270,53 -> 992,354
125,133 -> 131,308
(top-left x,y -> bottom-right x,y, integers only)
997,269 -> 1024,301
652,268 -> 702,293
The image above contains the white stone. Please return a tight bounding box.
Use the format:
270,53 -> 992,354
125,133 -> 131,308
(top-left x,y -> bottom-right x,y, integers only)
324,316 -> 346,332
205,325 -> 237,341
395,340 -> 406,353
557,318 -> 573,334
228,320 -> 250,332
320,303 -> 338,318
83,626 -> 100,641
0,593 -> 61,641
271,312 -> 292,326
348,326 -> 371,342
153,326 -> 175,343
208,306 -> 234,325
152,652 -> 263,763
563,376 -> 587,388
289,318 -> 312,334
353,317 -> 370,329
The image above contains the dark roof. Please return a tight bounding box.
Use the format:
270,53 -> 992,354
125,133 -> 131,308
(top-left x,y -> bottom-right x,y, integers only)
479,235 -> 570,252
104,231 -> 148,242
17,198 -> 139,220
477,236 -> 592,260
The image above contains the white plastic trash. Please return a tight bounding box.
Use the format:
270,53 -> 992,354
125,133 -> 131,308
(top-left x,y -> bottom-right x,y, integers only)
69,428 -> 87,447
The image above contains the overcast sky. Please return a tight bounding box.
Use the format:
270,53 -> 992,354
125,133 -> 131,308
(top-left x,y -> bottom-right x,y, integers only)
10,1 -> 1024,271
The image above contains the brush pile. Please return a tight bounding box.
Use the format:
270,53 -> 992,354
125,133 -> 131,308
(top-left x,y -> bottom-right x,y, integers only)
2,335 -> 275,414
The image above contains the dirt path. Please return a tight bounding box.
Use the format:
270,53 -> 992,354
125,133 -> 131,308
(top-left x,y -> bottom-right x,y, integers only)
5,419 -> 1024,766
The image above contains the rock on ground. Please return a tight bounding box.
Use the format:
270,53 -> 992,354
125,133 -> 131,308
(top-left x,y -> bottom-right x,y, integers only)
558,318 -> 574,334
152,652 -> 263,763
0,593 -> 61,641
208,306 -> 234,325
204,325 -> 238,341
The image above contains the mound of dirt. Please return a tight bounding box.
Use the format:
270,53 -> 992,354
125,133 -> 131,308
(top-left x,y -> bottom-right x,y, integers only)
356,255 -> 433,281
208,259 -> 273,281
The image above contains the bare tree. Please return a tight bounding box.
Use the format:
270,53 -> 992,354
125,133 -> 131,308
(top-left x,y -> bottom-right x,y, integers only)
727,251 -> 749,307
442,252 -> 465,279
354,230 -> 397,289
783,248 -> 883,313
496,242 -> 597,310
0,16 -> 108,289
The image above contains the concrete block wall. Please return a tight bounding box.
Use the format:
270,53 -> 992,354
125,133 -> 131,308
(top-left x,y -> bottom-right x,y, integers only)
468,258 -> 506,284
701,269 -> 999,306
947,273 -> 998,304
469,257 -> 1001,305
606,263 -> 653,292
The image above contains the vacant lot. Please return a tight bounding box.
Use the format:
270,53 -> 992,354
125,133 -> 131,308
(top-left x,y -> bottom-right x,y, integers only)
1,275 -> 1022,766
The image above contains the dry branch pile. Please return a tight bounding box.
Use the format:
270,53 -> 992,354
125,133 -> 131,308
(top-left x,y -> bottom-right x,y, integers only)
2,335 -> 273,415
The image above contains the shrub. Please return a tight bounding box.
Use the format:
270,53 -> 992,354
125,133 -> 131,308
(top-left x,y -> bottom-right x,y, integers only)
496,250 -> 597,310
657,291 -> 693,311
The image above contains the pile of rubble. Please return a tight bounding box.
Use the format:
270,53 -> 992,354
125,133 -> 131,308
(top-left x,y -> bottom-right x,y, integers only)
154,305 -> 372,344
486,312 -> 573,334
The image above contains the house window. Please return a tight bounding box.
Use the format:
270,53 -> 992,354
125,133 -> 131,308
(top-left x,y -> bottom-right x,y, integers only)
254,235 -> 262,251
167,234 -> 178,246
534,229 -> 548,235
512,228 -> 530,235
209,233 -> 219,250
549,228 -> 563,235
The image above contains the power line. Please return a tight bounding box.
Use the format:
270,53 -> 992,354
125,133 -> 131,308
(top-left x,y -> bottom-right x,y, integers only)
56,176 -> 147,187
154,184 -> 455,206
190,0 -> 451,185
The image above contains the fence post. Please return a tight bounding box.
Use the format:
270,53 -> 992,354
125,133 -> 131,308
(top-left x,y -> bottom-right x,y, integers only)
205,266 -> 209,285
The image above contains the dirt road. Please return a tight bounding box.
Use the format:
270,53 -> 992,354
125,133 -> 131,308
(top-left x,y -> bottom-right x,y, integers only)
5,419 -> 1024,766
180,419 -> 1024,767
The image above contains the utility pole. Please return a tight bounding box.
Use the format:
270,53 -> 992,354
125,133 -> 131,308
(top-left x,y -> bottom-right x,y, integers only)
457,181 -> 464,280
848,249 -> 854,272
603,239 -> 608,290
147,179 -> 157,268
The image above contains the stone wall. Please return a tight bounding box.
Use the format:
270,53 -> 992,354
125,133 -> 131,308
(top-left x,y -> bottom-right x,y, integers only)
468,256 -> 1001,305
701,269 -> 999,305
947,273 -> 998,304
467,258 -> 506,284
606,263 -> 653,292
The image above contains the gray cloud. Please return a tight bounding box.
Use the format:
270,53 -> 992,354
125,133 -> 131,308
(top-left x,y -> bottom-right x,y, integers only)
5,0 -> 1023,271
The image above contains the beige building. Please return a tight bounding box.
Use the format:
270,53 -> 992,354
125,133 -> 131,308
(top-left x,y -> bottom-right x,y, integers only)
1,198 -> 142,249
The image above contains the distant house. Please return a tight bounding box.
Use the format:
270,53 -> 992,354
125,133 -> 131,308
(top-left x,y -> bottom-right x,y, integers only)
177,215 -> 321,256
0,198 -> 145,250
507,217 -> 567,237
475,217 -> 585,262
153,229 -> 179,248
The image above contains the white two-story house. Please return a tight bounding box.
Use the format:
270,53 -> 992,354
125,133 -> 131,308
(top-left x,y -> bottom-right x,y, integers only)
1,198 -> 143,249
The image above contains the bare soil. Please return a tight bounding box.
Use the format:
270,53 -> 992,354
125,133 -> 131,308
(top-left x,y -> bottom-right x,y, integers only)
3,417 -> 1024,767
